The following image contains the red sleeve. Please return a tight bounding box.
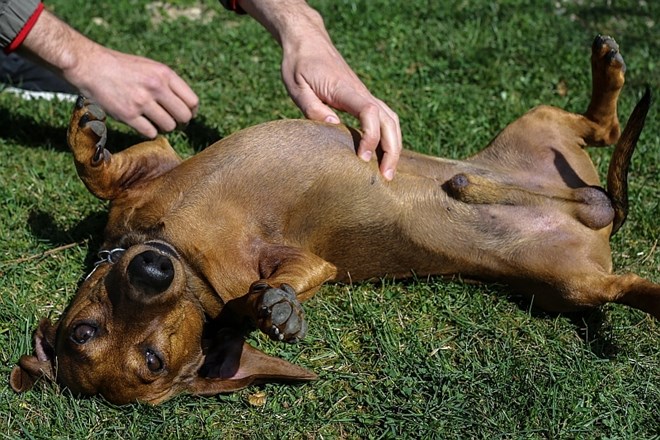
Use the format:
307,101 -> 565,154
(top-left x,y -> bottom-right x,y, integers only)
4,2 -> 45,54
218,0 -> 246,15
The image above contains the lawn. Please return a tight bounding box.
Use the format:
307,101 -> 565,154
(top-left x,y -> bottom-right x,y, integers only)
1,0 -> 658,438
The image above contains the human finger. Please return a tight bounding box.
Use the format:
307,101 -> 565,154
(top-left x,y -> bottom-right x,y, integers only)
371,99 -> 401,180
336,91 -> 401,179
290,85 -> 341,124
141,101 -> 178,136
156,92 -> 195,129
168,74 -> 200,118
127,115 -> 159,139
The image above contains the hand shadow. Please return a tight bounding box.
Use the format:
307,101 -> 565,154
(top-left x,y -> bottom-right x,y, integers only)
0,102 -> 223,153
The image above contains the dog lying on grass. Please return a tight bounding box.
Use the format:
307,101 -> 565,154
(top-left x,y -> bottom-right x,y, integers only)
10,35 -> 656,404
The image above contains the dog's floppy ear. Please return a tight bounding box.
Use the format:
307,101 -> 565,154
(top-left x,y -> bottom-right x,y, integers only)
186,329 -> 317,396
10,318 -> 58,393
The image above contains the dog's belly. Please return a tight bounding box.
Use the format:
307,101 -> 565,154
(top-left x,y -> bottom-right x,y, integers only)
452,202 -> 613,283
108,119 -> 613,297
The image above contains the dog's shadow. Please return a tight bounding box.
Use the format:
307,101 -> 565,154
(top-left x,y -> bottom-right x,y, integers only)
566,309 -> 621,359
504,291 -> 621,359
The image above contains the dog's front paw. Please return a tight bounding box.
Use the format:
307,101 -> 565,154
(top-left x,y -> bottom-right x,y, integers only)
250,282 -> 307,343
69,97 -> 109,167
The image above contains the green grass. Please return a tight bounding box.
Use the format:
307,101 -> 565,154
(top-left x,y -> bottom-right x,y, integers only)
1,0 -> 659,438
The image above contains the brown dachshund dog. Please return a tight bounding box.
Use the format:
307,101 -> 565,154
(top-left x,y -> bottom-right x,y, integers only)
11,36 -> 657,404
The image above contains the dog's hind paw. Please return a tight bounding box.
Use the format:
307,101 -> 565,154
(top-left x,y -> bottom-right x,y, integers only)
250,282 -> 307,343
592,35 -> 626,76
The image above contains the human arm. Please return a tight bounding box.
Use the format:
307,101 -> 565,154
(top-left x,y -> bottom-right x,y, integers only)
228,0 -> 401,180
8,5 -> 198,138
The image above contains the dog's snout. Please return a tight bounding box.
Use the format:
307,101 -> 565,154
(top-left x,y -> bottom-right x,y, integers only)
127,250 -> 175,295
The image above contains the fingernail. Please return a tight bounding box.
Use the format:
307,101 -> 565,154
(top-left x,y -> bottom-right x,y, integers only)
360,151 -> 372,162
384,169 -> 395,181
325,115 -> 340,124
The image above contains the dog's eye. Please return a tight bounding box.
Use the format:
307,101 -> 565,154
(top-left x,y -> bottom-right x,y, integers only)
71,323 -> 97,345
145,349 -> 164,372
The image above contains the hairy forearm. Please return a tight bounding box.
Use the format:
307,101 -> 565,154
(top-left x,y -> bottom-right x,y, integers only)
237,0 -> 330,48
19,9 -> 96,80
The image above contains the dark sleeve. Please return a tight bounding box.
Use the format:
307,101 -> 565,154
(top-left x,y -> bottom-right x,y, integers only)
0,0 -> 43,52
218,0 -> 246,15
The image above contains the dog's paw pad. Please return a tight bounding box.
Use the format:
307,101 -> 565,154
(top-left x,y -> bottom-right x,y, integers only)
592,35 -> 625,67
86,120 -> 107,139
252,283 -> 306,343
591,34 -> 626,83
262,285 -> 296,308
86,103 -> 106,121
605,50 -> 625,71
270,302 -> 293,326
84,120 -> 108,156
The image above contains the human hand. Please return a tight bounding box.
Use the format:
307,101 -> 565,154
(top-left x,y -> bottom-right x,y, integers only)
237,0 -> 402,180
280,31 -> 401,180
21,10 -> 199,139
64,45 -> 199,138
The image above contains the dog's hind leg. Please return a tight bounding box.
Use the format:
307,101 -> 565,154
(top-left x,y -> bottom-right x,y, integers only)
471,35 -> 627,170
610,273 -> 660,319
560,272 -> 660,319
67,97 -> 182,200
584,35 -> 626,146
544,34 -> 627,148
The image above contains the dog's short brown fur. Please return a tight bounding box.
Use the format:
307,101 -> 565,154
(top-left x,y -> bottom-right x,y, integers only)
11,36 -> 658,404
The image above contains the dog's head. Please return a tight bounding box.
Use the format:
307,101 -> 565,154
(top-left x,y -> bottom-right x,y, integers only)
10,241 -> 316,404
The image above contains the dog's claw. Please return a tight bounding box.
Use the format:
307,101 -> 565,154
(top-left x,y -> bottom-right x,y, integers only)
250,282 -> 306,343
75,95 -> 86,109
78,112 -> 90,127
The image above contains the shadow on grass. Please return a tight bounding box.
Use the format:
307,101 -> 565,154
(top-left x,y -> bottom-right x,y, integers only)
574,5 -> 660,51
505,292 -> 621,359
184,115 -> 224,152
0,105 -> 223,153
566,309 -> 621,359
0,105 -> 143,152
571,4 -> 660,86
396,277 -> 622,358
0,110 -> 66,150
28,209 -> 108,270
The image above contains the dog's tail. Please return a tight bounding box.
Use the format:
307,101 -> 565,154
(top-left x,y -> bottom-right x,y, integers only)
607,88 -> 652,236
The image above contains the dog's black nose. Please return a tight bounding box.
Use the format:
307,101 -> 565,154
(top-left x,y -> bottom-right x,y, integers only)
127,250 -> 175,295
